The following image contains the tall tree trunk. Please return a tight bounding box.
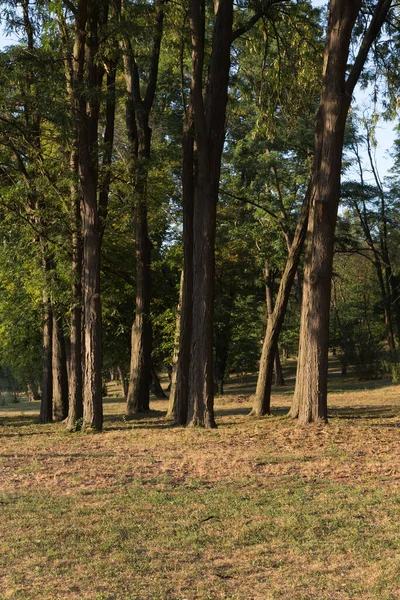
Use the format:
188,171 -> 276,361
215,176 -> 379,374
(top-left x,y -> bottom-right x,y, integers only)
186,0 -> 233,427
265,263 -> 285,387
58,10 -> 85,431
52,313 -> 69,421
251,196 -> 309,416
167,102 -> 194,424
40,293 -> 53,423
66,175 -> 84,430
120,1 -> 163,417
126,181 -> 152,415
292,0 -> 392,424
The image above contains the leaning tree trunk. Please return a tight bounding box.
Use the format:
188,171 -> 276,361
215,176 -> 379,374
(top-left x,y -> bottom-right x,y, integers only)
27,382 -> 40,402
265,264 -> 285,387
251,195 -> 309,416
292,0 -> 392,424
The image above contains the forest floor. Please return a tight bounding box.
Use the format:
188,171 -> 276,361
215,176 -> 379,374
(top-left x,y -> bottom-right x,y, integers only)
0,366 -> 399,600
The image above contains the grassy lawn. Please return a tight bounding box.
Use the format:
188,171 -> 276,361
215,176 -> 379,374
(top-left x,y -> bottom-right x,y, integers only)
0,374 -> 399,599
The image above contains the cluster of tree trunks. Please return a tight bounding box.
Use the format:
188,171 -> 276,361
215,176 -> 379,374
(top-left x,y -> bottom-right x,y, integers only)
30,0 -> 393,430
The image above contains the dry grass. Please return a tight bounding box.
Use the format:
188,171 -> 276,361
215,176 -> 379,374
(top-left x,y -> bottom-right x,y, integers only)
0,373 -> 399,600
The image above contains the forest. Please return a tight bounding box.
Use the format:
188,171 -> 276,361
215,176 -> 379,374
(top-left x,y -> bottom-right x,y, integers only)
0,1 -> 399,598
0,0 -> 399,429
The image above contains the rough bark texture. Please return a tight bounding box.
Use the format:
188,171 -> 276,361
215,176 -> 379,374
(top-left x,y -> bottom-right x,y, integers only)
251,196 -> 309,416
292,0 -> 392,424
126,190 -> 152,415
75,0 -> 115,430
121,1 -> 163,417
167,103 -> 194,425
52,313 -> 69,421
186,0 -> 233,428
66,174 -> 84,430
58,8 -> 85,431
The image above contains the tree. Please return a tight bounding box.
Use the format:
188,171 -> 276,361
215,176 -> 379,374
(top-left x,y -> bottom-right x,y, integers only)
119,0 -> 165,417
291,0 -> 392,424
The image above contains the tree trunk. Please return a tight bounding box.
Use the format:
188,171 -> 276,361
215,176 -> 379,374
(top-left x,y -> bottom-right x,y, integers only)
66,175 -> 84,430
120,2 -> 164,418
27,382 -> 40,402
151,369 -> 167,399
274,348 -> 285,386
292,0 -> 391,424
118,366 -> 128,399
167,101 -> 194,424
265,263 -> 285,387
186,0 -> 233,427
52,313 -> 69,421
251,195 -> 309,416
40,293 -> 53,423
126,191 -> 152,415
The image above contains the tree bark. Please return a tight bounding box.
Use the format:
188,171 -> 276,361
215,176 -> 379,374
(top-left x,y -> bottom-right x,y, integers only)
186,0 -> 233,428
66,171 -> 84,430
120,0 -> 164,417
118,366 -> 128,399
251,195 -> 309,416
292,0 -> 392,424
40,293 -> 53,424
52,313 -> 69,421
167,100 -> 195,424
265,263 -> 285,387
27,382 -> 40,402
151,369 -> 167,399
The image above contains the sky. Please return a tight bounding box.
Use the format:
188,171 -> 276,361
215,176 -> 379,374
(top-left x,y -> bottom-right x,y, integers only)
0,1 -> 397,181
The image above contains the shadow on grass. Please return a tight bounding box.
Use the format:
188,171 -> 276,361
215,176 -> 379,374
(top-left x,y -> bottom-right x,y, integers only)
328,405 -> 399,420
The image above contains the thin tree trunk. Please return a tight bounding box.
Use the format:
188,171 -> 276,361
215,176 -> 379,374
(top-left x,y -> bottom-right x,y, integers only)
265,263 -> 285,387
58,10 -> 85,431
151,369 -> 167,399
167,100 -> 194,424
251,195 -> 309,416
40,293 -> 53,423
118,366 -> 128,399
52,313 -> 69,421
66,173 -> 84,430
120,0 -> 163,417
274,348 -> 284,386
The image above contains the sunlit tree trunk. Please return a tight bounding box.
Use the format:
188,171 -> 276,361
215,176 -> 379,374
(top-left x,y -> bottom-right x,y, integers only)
292,0 -> 392,424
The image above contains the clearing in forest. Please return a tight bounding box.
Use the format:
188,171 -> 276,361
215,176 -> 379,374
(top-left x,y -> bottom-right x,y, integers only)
0,377 -> 399,600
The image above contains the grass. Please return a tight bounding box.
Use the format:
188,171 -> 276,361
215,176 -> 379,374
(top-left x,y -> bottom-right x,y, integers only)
0,373 -> 399,599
